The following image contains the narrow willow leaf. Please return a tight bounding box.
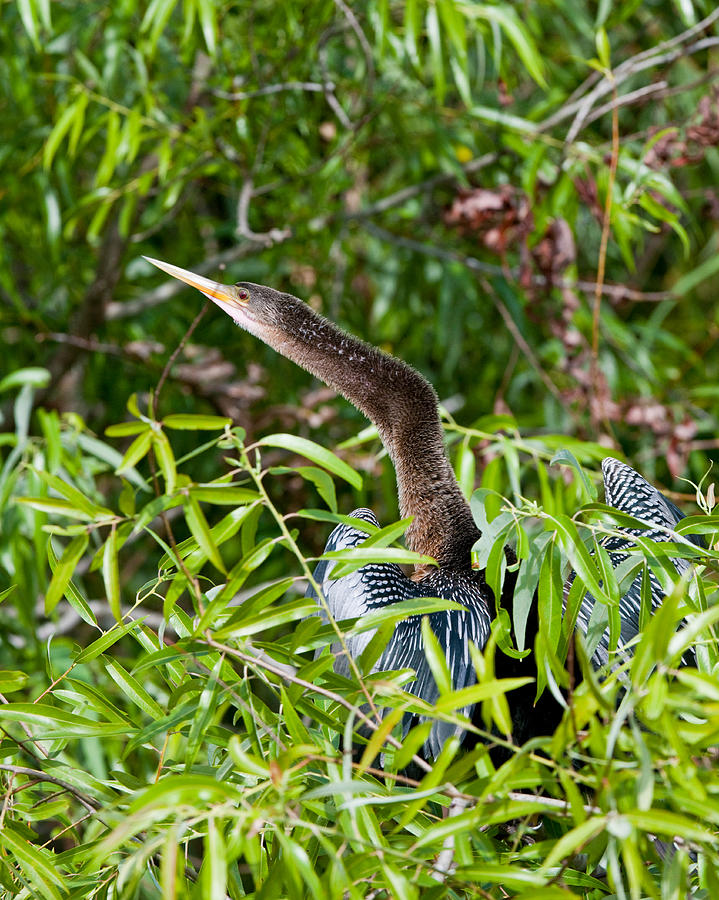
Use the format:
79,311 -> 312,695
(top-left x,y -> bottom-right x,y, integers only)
188,485 -> 261,505
0,367 -> 51,393
102,527 -> 121,621
43,97 -> 84,169
350,597 -> 464,634
18,497 -> 92,520
404,0 -> 420,68
95,110 -> 121,186
74,620 -> 139,664
421,615 -> 452,695
116,427 -> 153,473
0,585 -> 17,604
461,3 -> 547,87
626,809 -> 714,844
275,831 -> 325,900
202,816 -> 227,900
184,494 -> 226,574
105,421 -> 149,437
357,707 -> 404,775
0,703 -> 135,738
257,433 -> 362,489
45,533 -> 88,614
103,660 -> 163,718
186,657 -> 221,768
33,470 -> 113,518
551,448 -> 598,501
321,547 -> 436,580
426,3 -> 445,103
455,438 -> 476,499
163,413 -> 231,430
395,736 -> 459,829
434,677 -> 533,712
46,537 -> 97,626
220,598 -> 317,638
272,465 -> 337,512
0,671 -> 28,693
152,430 -> 177,494
196,0 -> 217,55
0,825 -> 64,900
540,816 -> 607,871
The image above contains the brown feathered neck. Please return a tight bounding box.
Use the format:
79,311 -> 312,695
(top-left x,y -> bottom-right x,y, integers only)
236,284 -> 480,569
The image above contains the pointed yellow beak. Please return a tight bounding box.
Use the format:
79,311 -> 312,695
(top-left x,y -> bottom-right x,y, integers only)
143,256 -> 248,317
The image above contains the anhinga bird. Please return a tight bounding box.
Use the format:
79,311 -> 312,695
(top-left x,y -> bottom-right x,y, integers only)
144,257 -> 697,755
573,457 -> 701,668
145,257 -> 522,758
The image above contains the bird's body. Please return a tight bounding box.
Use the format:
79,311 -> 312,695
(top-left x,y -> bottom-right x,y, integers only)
144,257 -> 516,756
574,457 -> 700,668
309,507 -> 494,757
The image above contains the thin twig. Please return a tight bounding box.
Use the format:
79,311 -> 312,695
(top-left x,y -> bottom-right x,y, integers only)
155,299 -> 211,408
214,80 -> 332,101
565,34 -> 719,143
0,764 -> 100,814
584,81 -> 669,126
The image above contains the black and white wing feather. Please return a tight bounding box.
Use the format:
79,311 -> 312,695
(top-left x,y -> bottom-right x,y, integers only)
308,508 -> 491,758
575,458 -> 698,667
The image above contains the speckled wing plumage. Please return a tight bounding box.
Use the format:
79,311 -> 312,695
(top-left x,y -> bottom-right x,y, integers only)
574,458 -> 699,667
308,508 -> 491,758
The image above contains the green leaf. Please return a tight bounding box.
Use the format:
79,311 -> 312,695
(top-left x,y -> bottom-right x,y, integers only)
434,677 -> 532,712
44,96 -> 85,170
163,414 -> 231,430
0,825 -> 64,900
33,470 -> 114,519
152,430 -> 177,494
275,831 -> 325,900
46,538 -> 97,626
0,670 -> 28,693
188,485 -> 261,505
421,615 -> 452,695
16,497 -> 90,522
95,110 -> 121,186
105,421 -> 150,437
45,533 -> 88,614
0,703 -> 136,738
551,449 -> 598,501
321,547 -> 436,580
102,527 -> 121,621
271,465 -> 338,512
202,816 -> 227,900
217,597 -> 318,638
74,620 -> 140,664
116,427 -> 153,473
257,433 -> 362,489
0,367 -> 50,393
349,596 -> 465,634
184,495 -> 226,574
460,3 -> 547,87
103,660 -> 164,718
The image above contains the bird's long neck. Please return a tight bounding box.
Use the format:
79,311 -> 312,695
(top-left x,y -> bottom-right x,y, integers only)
254,296 -> 480,568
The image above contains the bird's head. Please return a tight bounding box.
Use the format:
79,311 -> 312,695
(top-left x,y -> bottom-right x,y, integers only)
143,256 -> 291,335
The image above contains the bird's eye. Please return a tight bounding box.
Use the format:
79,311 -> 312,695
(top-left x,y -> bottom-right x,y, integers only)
237,287 -> 250,301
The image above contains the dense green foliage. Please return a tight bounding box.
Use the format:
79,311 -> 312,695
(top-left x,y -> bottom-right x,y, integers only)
1,0 -> 719,897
